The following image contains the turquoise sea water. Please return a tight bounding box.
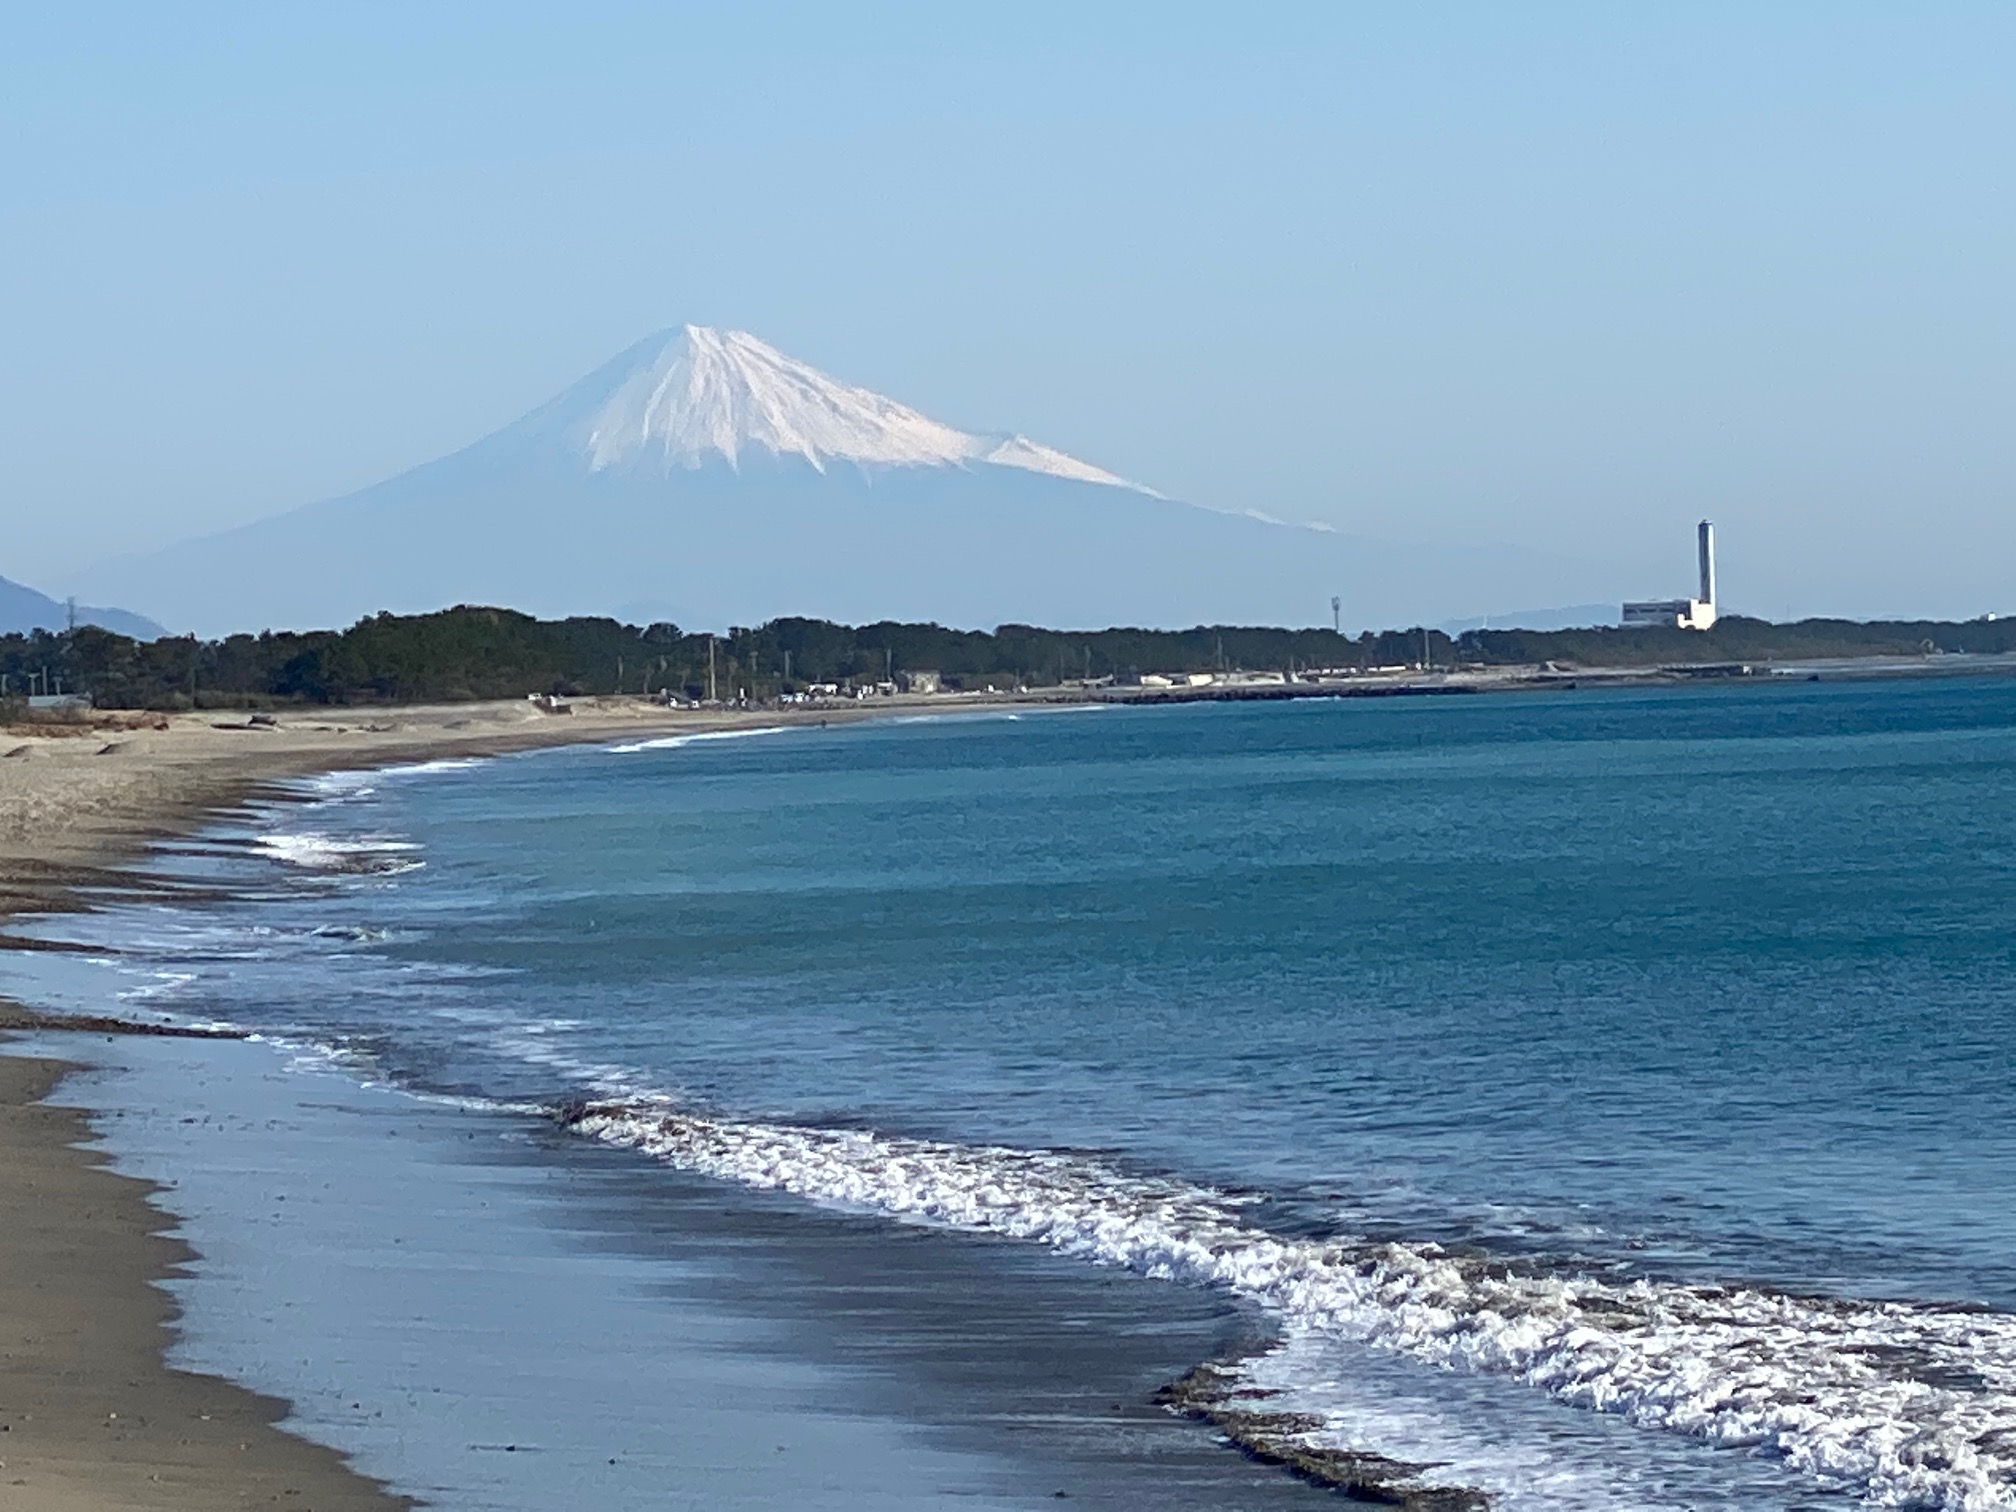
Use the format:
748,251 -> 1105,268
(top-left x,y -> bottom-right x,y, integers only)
14,680 -> 2016,1510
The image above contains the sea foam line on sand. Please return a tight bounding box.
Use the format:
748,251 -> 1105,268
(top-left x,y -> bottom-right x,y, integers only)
564,1096 -> 2016,1512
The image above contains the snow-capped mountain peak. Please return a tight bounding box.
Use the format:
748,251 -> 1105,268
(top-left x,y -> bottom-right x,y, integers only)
568,325 -> 1153,493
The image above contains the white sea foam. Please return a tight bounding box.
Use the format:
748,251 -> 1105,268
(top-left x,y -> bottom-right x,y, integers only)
885,705 -> 1112,727
337,756 -> 483,783
299,769 -> 375,798
603,725 -> 793,755
376,756 -> 484,778
254,832 -> 424,875
299,757 -> 484,802
887,711 -> 1022,725
115,968 -> 198,1005
307,923 -> 397,945
566,1098 -> 2016,1511
1198,1329 -> 1689,1512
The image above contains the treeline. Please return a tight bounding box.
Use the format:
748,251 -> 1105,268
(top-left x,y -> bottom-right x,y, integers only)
1,605 -> 2012,711
1456,615 -> 2016,667
0,607 -> 1449,709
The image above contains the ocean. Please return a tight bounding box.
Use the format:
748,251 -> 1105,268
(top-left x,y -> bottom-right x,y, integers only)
10,679 -> 2016,1510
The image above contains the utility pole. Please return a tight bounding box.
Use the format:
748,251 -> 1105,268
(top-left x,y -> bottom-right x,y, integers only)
707,636 -> 717,703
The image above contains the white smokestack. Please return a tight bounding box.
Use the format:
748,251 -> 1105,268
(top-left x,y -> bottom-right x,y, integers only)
1698,519 -> 1716,608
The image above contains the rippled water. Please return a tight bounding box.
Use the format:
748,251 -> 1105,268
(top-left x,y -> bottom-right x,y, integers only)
17,681 -> 2016,1510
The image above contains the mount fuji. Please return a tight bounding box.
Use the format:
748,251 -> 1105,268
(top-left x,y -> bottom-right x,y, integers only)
77,326 -> 1547,637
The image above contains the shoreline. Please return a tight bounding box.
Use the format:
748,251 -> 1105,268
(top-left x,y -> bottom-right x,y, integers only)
0,696 -> 863,1511
0,1049 -> 412,1509
0,692 -> 1360,1510
0,696 -> 892,920
6,653 -> 2008,922
2,669 -> 2009,1507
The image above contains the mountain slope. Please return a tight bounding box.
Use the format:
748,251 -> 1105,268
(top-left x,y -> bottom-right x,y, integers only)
0,574 -> 165,639
76,326 -> 1577,637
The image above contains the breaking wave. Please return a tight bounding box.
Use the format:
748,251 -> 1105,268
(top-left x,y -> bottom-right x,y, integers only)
563,1096 -> 2016,1511
604,725 -> 794,755
293,757 -> 487,805
254,832 -> 424,875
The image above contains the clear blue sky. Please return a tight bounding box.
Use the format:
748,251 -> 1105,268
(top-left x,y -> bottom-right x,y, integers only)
4,2 -> 2012,620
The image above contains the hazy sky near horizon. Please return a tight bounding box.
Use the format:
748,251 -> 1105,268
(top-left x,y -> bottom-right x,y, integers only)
4,3 -> 2013,621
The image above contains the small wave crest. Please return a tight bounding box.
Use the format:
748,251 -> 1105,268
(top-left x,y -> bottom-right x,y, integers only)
383,757 -> 484,775
305,757 -> 483,792
562,1096 -> 2016,1511
603,725 -> 793,755
887,711 -> 1021,725
308,922 -> 398,944
254,832 -> 424,875
295,756 -> 485,807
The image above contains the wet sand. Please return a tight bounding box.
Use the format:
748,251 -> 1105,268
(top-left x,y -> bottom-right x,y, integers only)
8,1031 -> 1350,1511
0,1051 -> 408,1510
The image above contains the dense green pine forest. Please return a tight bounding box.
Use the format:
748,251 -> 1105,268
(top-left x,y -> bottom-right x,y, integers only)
2,606 -> 2011,710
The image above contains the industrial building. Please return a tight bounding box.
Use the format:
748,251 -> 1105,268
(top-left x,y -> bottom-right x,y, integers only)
1623,521 -> 1719,630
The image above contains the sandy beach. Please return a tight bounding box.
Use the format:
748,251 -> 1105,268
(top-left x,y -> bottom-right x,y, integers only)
0,1050 -> 413,1510
0,696 -> 866,909
0,696 -> 846,1510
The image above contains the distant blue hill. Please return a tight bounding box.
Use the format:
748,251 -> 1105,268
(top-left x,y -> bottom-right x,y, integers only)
1439,604 -> 1620,635
0,573 -> 166,640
